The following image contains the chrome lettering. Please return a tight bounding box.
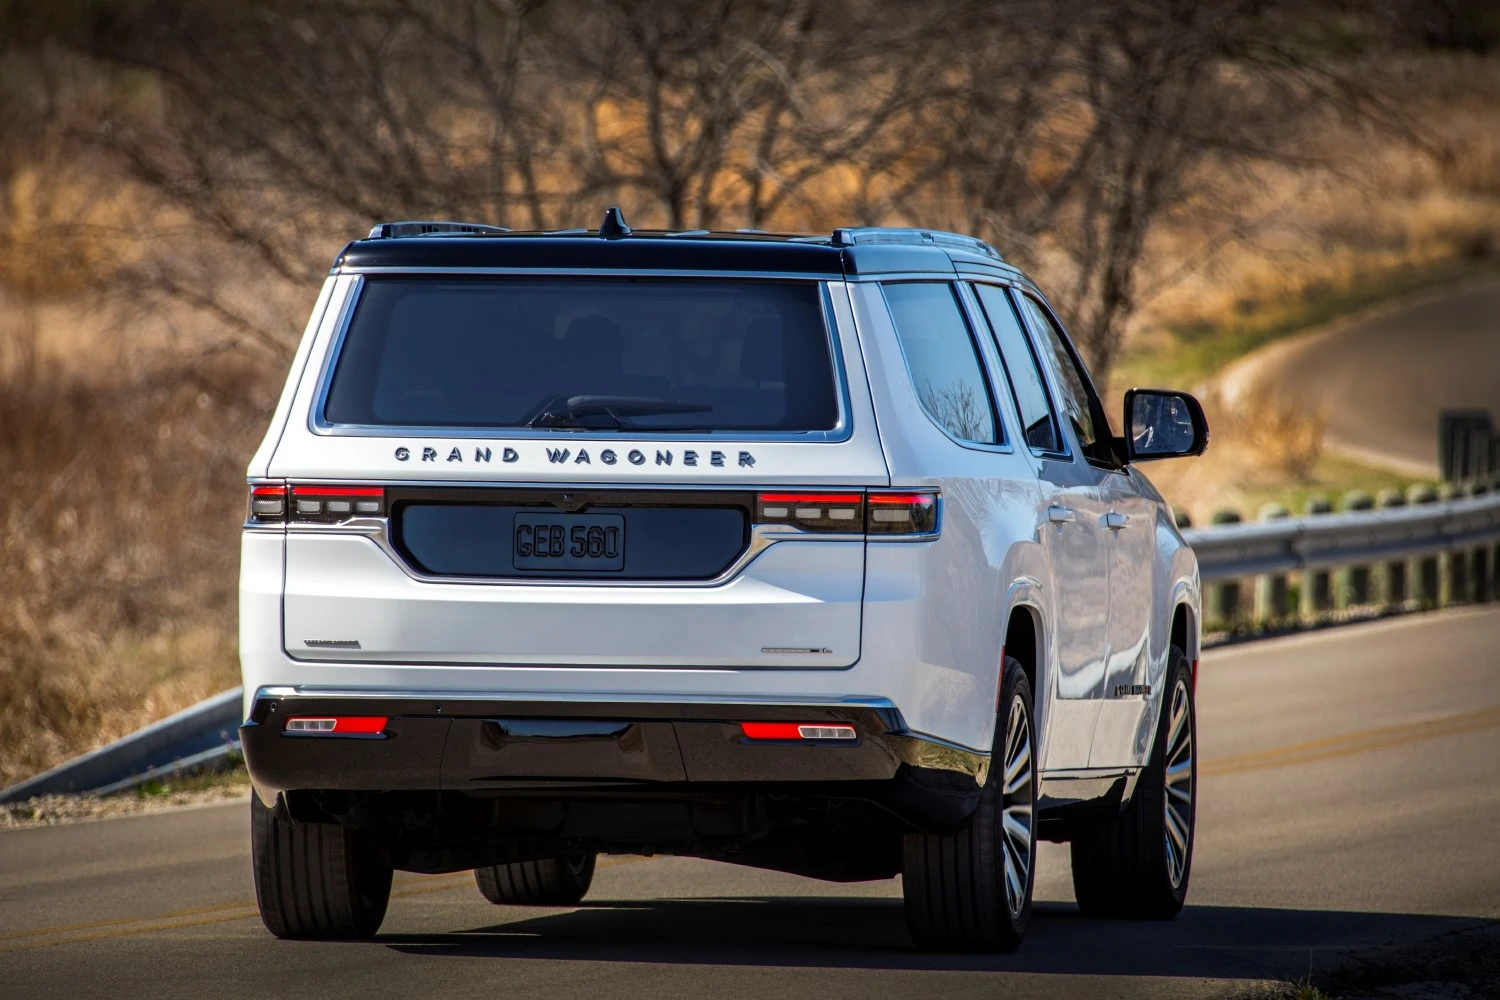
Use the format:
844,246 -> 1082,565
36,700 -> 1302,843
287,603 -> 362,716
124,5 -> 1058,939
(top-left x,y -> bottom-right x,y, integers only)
683,450 -> 698,466
710,450 -> 725,467
475,447 -> 492,463
546,447 -> 571,464
447,447 -> 462,462
421,447 -> 437,462
395,447 -> 410,461
502,447 -> 519,463
628,449 -> 645,466
575,449 -> 590,464
738,451 -> 755,468
655,450 -> 672,466
601,449 -> 617,465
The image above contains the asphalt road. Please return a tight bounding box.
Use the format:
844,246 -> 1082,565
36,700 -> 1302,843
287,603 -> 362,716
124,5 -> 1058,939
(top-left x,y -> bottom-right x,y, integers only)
1221,280 -> 1500,478
4,607 -> 1499,1000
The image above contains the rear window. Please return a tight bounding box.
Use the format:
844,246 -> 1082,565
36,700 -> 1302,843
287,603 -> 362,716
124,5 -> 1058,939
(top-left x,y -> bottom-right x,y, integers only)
322,278 -> 840,431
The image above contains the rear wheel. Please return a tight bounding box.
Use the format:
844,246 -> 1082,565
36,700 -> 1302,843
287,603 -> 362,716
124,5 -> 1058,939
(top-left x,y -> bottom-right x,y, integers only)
474,854 -> 597,906
902,656 -> 1035,953
1070,648 -> 1196,919
250,794 -> 392,940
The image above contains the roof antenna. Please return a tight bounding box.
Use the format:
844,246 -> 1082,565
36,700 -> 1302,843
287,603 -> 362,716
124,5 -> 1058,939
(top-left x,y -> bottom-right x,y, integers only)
598,206 -> 632,240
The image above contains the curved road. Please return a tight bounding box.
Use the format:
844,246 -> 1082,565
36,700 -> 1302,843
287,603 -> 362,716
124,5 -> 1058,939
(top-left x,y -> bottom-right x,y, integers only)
4,608 -> 1500,999
1221,281 -> 1500,478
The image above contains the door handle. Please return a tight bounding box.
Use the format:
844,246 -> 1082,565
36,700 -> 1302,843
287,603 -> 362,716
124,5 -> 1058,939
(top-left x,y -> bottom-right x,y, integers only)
1047,505 -> 1075,524
1106,512 -> 1130,530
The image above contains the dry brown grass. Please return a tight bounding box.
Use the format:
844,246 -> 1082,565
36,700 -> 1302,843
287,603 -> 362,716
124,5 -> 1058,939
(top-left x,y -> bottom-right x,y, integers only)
0,328 -> 268,787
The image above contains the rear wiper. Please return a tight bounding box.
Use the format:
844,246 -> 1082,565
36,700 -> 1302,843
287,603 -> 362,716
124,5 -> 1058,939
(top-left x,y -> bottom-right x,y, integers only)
525,394 -> 712,430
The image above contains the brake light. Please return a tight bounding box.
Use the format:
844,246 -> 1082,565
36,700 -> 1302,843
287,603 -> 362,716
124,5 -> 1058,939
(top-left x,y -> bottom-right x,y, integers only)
756,492 -> 864,531
284,716 -> 388,735
289,485 -> 386,521
865,491 -> 939,535
740,722 -> 858,741
247,485 -> 287,524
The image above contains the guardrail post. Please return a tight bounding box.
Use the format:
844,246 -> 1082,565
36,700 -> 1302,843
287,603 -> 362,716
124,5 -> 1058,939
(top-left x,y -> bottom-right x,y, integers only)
1255,503 -> 1291,624
1468,480 -> 1492,602
1439,483 -> 1469,606
1206,508 -> 1243,626
1301,496 -> 1334,617
1376,488 -> 1407,607
1408,484 -> 1440,606
1339,490 -> 1374,607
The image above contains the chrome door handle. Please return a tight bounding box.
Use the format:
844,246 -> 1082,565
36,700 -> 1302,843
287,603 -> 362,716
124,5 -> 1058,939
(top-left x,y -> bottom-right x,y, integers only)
1106,512 -> 1130,530
1047,505 -> 1075,524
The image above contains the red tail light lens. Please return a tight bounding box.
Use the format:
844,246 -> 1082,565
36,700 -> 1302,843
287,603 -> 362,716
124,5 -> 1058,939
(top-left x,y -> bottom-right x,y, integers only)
740,722 -> 858,741
247,485 -> 287,524
290,485 -> 385,522
284,715 -> 388,736
865,491 -> 939,535
755,492 -> 864,532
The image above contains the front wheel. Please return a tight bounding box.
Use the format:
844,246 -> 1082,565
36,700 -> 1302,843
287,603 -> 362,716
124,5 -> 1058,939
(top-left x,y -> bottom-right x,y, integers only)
902,656 -> 1036,952
1070,647 -> 1196,919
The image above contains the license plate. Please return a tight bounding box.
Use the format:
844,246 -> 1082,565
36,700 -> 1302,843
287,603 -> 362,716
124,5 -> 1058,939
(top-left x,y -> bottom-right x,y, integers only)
513,513 -> 625,572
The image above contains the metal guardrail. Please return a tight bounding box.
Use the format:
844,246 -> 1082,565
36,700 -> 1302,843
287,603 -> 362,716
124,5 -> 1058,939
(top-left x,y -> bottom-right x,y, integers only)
1185,490 -> 1500,581
4,491 -> 1498,803
0,688 -> 243,804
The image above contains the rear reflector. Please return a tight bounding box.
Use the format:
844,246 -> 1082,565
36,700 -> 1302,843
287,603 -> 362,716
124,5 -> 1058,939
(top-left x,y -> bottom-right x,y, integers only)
284,716 -> 388,735
740,722 -> 858,741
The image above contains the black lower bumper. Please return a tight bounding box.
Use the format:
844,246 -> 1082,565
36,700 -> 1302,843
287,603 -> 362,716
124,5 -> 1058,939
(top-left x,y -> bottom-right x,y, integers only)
241,695 -> 989,831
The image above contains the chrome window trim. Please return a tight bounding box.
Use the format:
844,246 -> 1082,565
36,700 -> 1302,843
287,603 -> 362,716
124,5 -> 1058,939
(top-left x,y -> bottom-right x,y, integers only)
306,276 -> 855,443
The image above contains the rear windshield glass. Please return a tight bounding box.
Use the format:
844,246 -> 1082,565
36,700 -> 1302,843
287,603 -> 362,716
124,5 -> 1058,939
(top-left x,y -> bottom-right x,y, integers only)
322,278 -> 840,431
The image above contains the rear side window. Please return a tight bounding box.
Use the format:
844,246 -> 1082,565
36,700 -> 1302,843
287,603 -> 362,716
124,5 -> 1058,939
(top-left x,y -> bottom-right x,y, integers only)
972,284 -> 1062,454
323,278 -> 839,431
882,282 -> 1001,445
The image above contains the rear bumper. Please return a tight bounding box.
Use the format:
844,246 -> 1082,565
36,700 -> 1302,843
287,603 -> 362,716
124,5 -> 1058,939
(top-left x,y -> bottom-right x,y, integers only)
241,693 -> 989,830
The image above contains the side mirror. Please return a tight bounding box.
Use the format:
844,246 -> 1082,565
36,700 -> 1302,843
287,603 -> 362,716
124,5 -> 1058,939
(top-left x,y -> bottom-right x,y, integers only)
1122,388 -> 1209,462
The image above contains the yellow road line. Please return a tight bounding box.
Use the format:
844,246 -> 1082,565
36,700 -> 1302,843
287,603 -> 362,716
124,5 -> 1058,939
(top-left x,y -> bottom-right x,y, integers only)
1201,705 -> 1500,777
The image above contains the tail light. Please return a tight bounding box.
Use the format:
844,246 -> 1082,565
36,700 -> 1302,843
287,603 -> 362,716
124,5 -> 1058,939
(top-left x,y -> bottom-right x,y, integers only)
756,492 -> 864,532
247,485 -> 287,524
754,489 -> 940,537
290,485 -> 385,522
248,484 -> 386,525
740,722 -> 858,741
866,491 -> 939,535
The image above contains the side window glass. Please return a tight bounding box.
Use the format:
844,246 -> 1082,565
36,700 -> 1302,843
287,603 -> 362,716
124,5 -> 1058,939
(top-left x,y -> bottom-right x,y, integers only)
882,282 -> 1001,445
972,284 -> 1062,454
1019,293 -> 1107,461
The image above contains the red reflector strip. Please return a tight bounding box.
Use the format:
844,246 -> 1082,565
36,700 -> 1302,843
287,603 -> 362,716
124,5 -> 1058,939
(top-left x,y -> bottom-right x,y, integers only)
284,715 -> 388,735
291,486 -> 386,497
740,722 -> 857,741
867,492 -> 934,505
251,485 -> 286,497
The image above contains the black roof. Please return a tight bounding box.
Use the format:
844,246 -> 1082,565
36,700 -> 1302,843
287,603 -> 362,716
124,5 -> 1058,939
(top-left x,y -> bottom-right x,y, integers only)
333,223 -> 1020,281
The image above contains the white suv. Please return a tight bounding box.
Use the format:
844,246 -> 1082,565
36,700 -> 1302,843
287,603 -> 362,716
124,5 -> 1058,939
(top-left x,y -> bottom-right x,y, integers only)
239,211 -> 1208,952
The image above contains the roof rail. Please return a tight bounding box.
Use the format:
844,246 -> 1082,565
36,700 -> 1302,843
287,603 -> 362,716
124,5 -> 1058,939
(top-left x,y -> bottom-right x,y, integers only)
829,227 -> 1001,260
367,221 -> 512,239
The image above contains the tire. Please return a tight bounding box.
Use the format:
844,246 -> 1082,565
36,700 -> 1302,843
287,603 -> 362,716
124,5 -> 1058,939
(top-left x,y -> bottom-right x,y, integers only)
474,854 -> 597,906
250,794 -> 392,940
903,656 -> 1036,953
1070,647 -> 1196,919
